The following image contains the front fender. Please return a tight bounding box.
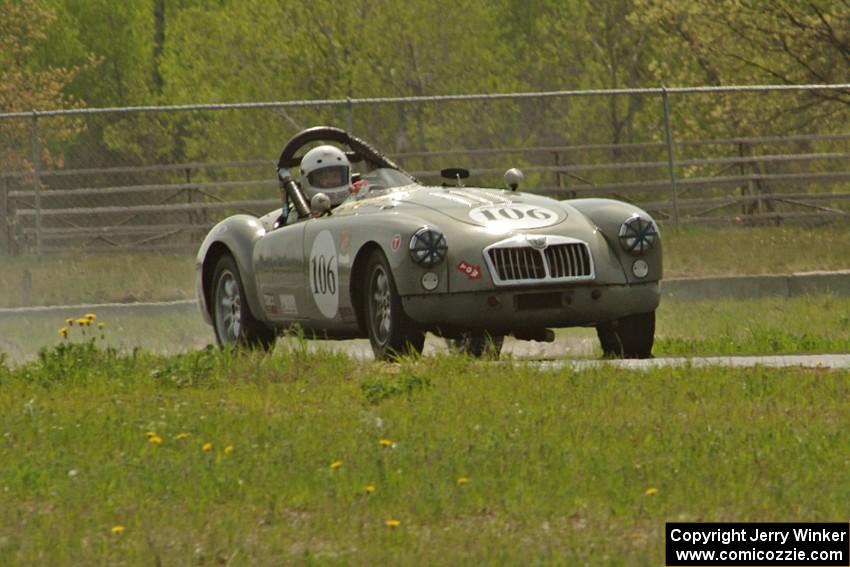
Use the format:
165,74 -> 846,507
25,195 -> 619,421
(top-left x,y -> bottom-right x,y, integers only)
567,199 -> 663,283
195,215 -> 267,325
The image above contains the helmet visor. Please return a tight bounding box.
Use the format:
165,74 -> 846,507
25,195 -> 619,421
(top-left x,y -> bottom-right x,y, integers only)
307,165 -> 349,189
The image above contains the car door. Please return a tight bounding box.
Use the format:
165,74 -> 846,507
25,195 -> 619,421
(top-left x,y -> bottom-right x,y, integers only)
252,221 -> 308,323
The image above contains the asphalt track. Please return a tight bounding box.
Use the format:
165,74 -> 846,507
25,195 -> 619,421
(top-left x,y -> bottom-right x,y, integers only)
2,271 -> 848,366
539,354 -> 850,370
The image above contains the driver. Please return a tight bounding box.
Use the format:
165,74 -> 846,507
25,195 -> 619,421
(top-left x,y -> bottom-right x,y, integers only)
300,145 -> 353,208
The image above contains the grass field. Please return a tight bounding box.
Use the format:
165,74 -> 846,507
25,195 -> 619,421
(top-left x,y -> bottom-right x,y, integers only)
1,224 -> 848,308
1,345 -> 849,564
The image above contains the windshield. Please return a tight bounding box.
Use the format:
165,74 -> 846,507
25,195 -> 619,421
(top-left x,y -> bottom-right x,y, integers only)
344,168 -> 417,202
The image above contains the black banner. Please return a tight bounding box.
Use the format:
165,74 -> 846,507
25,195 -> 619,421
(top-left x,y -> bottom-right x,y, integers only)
666,523 -> 849,566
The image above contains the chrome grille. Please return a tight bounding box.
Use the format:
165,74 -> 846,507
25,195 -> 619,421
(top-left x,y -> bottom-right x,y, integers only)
484,237 -> 594,285
487,247 -> 546,280
544,243 -> 591,278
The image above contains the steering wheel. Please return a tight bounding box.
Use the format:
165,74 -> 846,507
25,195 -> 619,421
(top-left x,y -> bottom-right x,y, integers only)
276,125 -> 411,176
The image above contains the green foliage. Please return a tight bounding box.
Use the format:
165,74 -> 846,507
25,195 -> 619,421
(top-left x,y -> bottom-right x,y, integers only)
150,344 -> 226,388
8,0 -> 850,175
361,372 -> 432,405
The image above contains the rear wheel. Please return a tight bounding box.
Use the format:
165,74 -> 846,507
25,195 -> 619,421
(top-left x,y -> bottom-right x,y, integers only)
596,311 -> 655,359
364,250 -> 425,360
447,333 -> 504,359
211,255 -> 276,350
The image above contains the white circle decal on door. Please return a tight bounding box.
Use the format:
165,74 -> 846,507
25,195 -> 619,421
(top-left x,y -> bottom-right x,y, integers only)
309,230 -> 339,318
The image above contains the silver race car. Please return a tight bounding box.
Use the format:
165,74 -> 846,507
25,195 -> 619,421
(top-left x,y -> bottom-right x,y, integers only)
196,126 -> 662,359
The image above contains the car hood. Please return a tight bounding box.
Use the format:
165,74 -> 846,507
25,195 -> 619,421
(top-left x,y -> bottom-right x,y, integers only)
340,185 -> 584,230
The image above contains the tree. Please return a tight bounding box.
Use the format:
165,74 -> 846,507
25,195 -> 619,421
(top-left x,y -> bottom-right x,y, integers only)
0,0 -> 88,171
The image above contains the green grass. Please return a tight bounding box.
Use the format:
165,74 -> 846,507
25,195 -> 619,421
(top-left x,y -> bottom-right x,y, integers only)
1,224 -> 848,308
654,294 -> 850,356
0,252 -> 195,308
663,223 -> 850,278
1,345 -> 849,564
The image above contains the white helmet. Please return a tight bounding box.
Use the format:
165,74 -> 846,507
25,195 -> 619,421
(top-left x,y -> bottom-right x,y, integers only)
300,145 -> 351,206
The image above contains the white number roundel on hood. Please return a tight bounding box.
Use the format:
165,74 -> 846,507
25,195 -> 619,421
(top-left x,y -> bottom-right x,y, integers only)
469,204 -> 559,229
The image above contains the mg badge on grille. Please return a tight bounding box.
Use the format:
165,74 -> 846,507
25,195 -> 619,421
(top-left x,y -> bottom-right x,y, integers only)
527,235 -> 547,249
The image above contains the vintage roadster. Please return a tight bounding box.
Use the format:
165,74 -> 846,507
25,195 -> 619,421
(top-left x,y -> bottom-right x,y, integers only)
196,126 -> 662,359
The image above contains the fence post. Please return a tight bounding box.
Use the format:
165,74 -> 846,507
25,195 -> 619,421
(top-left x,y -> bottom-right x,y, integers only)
346,97 -> 353,132
31,111 -> 43,255
661,87 -> 680,227
0,175 -> 8,255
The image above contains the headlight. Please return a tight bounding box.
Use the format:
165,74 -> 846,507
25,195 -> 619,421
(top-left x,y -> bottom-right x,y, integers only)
409,227 -> 447,266
618,215 -> 658,255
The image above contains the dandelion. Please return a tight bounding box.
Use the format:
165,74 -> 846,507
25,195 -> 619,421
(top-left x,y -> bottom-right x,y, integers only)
148,435 -> 163,445
224,445 -> 234,455
111,525 -> 125,535
330,460 -> 343,470
76,318 -> 89,326
457,477 -> 470,485
85,313 -> 96,321
202,442 -> 213,452
379,439 -> 393,448
58,327 -> 69,339
66,318 -> 74,326
145,431 -> 158,438
645,487 -> 658,496
364,484 -> 375,494
384,519 -> 401,528
175,432 -> 190,440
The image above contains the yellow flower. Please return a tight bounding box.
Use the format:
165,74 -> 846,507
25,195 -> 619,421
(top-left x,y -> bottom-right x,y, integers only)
364,484 -> 376,494
66,318 -> 74,326
148,435 -> 163,445
202,442 -> 213,452
98,322 -> 105,330
379,439 -> 393,448
76,318 -> 89,326
384,519 -> 401,528
457,477 -> 470,485
330,460 -> 343,470
145,431 -> 157,438
645,487 -> 658,496
58,327 -> 69,338
85,313 -> 96,320
224,445 -> 234,455
175,432 -> 190,440
111,525 -> 125,535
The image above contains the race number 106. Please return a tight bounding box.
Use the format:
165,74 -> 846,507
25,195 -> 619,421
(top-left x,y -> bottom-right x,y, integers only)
476,207 -> 553,221
311,255 -> 336,295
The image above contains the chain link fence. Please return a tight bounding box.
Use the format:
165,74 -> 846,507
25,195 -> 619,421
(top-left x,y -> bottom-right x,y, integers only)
2,84 -> 850,255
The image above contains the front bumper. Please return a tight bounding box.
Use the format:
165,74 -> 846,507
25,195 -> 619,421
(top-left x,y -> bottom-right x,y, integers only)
402,281 -> 660,333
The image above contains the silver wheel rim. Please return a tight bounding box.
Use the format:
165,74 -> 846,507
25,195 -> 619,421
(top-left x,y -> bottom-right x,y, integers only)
369,265 -> 392,346
214,269 -> 242,344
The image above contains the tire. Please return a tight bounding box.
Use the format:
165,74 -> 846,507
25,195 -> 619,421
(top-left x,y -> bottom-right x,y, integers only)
363,250 -> 425,360
447,333 -> 504,359
596,311 -> 655,359
211,255 -> 276,350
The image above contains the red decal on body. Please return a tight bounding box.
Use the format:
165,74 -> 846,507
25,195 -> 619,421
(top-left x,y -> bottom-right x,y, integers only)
391,234 -> 401,252
457,261 -> 482,280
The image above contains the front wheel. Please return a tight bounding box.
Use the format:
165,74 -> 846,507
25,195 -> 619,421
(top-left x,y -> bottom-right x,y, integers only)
364,250 -> 425,361
211,255 -> 276,350
596,311 -> 655,359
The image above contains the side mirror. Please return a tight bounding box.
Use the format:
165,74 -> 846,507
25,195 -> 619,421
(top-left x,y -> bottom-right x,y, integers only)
310,192 -> 332,216
504,168 -> 524,191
